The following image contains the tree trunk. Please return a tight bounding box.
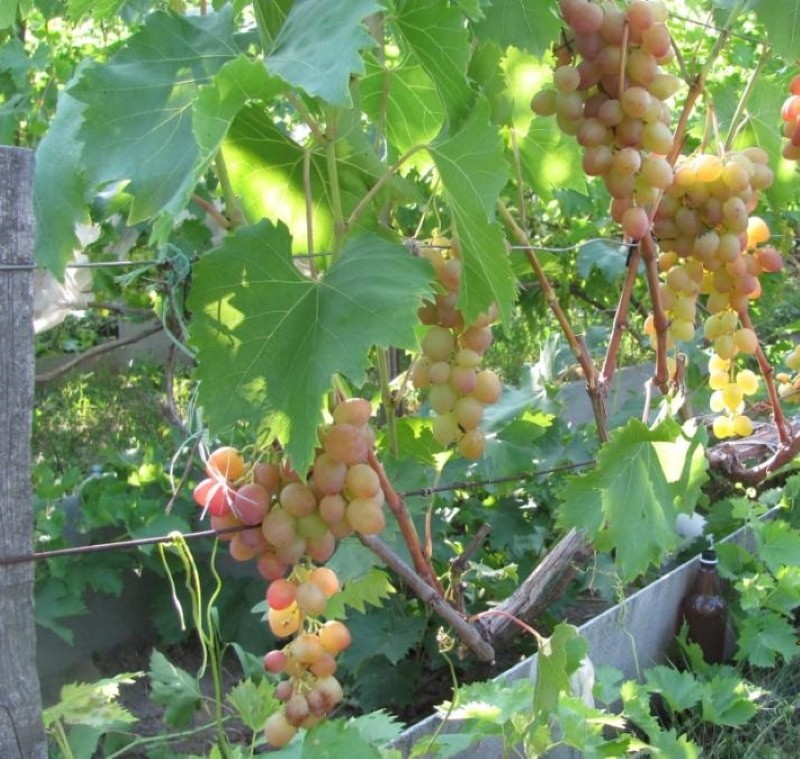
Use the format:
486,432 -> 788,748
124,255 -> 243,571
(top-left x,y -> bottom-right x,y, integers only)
0,147 -> 47,757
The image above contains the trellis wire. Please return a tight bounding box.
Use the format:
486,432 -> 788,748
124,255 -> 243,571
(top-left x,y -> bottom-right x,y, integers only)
0,459 -> 594,567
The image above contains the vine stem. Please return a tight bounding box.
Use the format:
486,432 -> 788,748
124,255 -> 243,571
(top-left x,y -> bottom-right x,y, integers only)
724,44 -> 771,152
367,449 -> 445,596
497,201 -> 608,440
214,150 -> 244,228
376,347 -> 399,457
323,109 -> 346,252
358,532 -> 494,662
599,242 -> 640,388
346,144 -> 426,232
738,309 -> 791,446
303,146 -> 316,278
191,194 -> 230,229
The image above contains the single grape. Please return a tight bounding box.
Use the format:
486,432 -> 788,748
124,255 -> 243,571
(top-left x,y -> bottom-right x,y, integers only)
311,453 -> 347,496
309,567 -> 340,598
265,712 -> 297,748
458,429 -> 485,460
344,463 -> 381,499
234,483 -> 271,525
295,581 -> 327,617
346,498 -> 386,535
319,620 -> 352,654
206,446 -> 245,482
267,578 -> 297,611
323,423 -> 368,465
263,649 -> 287,674
268,603 -> 301,638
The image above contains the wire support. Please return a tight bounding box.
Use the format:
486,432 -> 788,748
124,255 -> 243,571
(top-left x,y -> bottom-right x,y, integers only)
0,459 -> 595,567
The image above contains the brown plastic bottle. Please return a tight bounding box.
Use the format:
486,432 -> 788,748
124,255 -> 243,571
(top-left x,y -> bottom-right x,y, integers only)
679,547 -> 728,664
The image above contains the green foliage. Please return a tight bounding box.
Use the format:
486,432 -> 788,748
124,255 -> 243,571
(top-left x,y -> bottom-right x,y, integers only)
189,222 -> 433,473
148,649 -> 204,728
558,418 -> 708,581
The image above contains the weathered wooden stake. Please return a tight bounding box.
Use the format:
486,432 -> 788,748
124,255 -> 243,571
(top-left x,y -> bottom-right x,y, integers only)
0,147 -> 47,757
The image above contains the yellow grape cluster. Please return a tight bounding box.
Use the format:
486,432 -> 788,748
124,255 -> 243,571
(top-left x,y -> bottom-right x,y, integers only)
191,398 -> 387,747
532,0 -> 682,238
412,238 -> 502,460
262,568 -> 351,746
776,346 -> 800,403
643,149 -> 783,437
707,354 -> 759,438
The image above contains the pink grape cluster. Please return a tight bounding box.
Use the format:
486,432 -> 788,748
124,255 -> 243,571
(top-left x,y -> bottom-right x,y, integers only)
191,398 -> 387,746
262,568 -> 351,746
781,75 -> 800,161
532,0 -> 682,238
411,237 -> 502,460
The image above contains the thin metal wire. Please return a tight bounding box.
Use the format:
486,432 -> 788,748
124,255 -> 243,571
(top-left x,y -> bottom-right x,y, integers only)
0,459 -> 596,567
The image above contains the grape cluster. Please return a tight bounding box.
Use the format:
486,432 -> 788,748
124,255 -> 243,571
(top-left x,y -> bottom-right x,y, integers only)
191,398 -> 386,746
412,237 -> 502,460
262,569 -> 351,746
532,0 -> 682,234
644,149 -> 782,437
781,75 -> 800,162
776,346 -> 800,403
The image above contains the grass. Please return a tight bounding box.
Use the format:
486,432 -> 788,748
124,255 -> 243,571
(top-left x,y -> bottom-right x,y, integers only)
32,361 -> 191,474
675,658 -> 800,758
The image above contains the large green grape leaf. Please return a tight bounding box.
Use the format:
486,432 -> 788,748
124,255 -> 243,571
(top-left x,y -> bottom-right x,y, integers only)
429,97 -> 515,326
253,0 -> 293,48
474,0 -> 562,56
189,221 -> 433,473
193,56 -> 283,172
754,0 -> 800,60
265,0 -> 379,106
394,0 -> 474,128
34,90 -> 89,277
360,54 -> 444,170
534,623 -> 588,715
68,9 -> 237,226
520,115 -> 586,197
224,103 -> 409,254
557,419 -> 708,582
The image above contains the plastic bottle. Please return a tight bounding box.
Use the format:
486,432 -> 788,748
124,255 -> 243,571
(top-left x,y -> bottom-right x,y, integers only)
679,546 -> 729,664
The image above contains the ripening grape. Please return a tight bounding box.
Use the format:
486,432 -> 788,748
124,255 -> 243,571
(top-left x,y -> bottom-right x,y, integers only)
234,483 -> 271,525
323,423 -> 368,465
346,497 -> 386,535
319,620 -> 352,654
309,567 -> 340,598
269,603 -> 301,638
295,581 -> 327,617
265,712 -> 297,748
267,578 -> 297,611
206,446 -> 245,482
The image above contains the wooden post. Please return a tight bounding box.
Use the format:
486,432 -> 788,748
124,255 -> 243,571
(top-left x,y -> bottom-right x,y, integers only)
0,147 -> 47,757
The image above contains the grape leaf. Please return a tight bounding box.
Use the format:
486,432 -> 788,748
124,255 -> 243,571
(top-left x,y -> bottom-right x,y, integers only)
147,650 -> 202,728
473,0 -> 562,56
644,666 -> 702,713
43,673 -> 140,729
253,0 -> 293,47
360,55 -> 444,169
700,674 -> 760,726
193,56 -> 283,168
189,221 -> 432,473
429,96 -> 515,326
342,608 -> 426,665
0,0 -> 17,29
349,711 -> 405,747
519,116 -> 586,198
534,623 -> 587,715
754,0 -> 800,59
69,9 -> 237,226
557,419 -> 707,581
735,610 -> 798,668
577,240 -> 629,282
755,519 -> 800,574
265,0 -> 379,106
226,678 -> 279,731
325,567 -> 395,618
224,104 -> 400,253
302,718 -> 382,759
394,0 -> 474,128
33,90 -> 89,278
